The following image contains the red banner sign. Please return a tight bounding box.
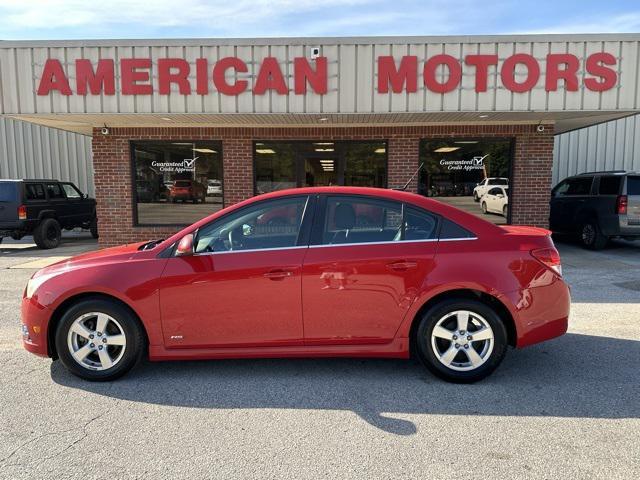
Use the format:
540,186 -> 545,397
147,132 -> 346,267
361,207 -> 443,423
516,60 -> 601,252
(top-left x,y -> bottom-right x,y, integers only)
36,53 -> 617,96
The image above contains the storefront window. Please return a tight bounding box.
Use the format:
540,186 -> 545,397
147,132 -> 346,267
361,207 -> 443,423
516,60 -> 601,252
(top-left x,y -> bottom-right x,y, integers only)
254,141 -> 387,194
132,141 -> 223,225
418,139 -> 513,225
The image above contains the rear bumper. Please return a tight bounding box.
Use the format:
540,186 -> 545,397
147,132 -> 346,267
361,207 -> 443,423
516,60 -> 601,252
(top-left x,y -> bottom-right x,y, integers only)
503,274 -> 571,348
21,296 -> 51,357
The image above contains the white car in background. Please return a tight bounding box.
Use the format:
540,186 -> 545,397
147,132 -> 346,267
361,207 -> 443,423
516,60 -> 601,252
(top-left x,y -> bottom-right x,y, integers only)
207,179 -> 223,196
481,186 -> 509,217
473,177 -> 509,201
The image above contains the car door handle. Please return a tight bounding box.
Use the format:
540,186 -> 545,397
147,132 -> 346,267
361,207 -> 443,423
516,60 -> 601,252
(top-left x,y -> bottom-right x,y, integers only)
386,261 -> 418,271
263,269 -> 294,280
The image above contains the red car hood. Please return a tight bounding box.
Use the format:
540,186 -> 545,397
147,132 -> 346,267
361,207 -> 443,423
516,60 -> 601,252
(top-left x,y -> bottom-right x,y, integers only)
32,241 -> 148,278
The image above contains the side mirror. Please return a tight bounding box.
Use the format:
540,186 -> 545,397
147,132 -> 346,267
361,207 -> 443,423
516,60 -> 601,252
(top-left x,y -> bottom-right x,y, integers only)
82,193 -> 88,199
176,233 -> 194,256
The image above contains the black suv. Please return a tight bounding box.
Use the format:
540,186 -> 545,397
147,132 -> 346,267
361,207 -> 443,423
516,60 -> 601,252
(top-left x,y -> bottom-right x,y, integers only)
550,171 -> 640,249
0,179 -> 98,249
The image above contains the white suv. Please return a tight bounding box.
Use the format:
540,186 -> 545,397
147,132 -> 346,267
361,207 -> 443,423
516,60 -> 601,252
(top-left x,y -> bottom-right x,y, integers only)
473,177 -> 509,202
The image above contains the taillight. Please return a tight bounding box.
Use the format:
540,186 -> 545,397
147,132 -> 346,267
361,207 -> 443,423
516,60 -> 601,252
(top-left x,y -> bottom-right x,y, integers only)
18,205 -> 27,220
616,195 -> 628,215
531,247 -> 562,276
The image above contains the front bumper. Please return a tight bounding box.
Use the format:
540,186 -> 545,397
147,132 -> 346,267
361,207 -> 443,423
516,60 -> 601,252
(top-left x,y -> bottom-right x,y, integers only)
21,295 -> 51,357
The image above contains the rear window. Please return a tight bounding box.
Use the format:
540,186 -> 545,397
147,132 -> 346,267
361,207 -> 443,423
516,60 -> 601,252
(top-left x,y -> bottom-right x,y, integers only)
598,176 -> 622,195
489,178 -> 508,185
0,183 -> 18,202
174,181 -> 191,187
628,176 -> 640,196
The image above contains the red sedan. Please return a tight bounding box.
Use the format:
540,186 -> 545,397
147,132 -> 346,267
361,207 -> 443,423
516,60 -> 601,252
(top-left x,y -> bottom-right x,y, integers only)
21,187 -> 570,383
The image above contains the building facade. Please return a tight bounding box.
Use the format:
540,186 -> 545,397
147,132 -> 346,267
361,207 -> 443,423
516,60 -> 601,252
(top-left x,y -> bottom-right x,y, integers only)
1,34 -> 639,246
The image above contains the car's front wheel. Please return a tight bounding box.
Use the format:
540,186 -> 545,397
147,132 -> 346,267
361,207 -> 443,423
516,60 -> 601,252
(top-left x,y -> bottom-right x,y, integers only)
55,298 -> 145,381
473,192 -> 480,202
481,202 -> 488,214
415,299 -> 508,383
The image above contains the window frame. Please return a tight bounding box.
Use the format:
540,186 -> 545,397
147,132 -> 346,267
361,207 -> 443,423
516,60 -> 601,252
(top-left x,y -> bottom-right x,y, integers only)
24,183 -> 47,202
190,194 -> 316,256
309,194 -> 443,247
129,140 -> 224,228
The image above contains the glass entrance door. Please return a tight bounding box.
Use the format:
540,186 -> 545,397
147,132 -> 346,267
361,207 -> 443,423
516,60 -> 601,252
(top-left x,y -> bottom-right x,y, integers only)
254,141 -> 387,194
305,157 -> 338,187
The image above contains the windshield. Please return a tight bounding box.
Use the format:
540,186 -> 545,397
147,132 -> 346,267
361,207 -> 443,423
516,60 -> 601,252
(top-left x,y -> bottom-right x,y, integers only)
0,182 -> 18,202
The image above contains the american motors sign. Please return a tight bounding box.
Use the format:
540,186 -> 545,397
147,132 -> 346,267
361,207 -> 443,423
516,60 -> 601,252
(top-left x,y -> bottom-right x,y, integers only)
36,52 -> 618,97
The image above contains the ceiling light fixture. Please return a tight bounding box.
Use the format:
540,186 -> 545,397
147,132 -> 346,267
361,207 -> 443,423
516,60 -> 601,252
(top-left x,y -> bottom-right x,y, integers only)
256,149 -> 276,154
478,114 -> 489,118
314,142 -> 334,146
193,148 -> 217,154
318,117 -> 328,122
434,147 -> 461,153
315,148 -> 334,152
161,117 -> 172,121
374,148 -> 386,153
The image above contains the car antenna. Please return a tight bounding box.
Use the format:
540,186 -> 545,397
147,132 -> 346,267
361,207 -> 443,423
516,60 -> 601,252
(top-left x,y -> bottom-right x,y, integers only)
393,162 -> 424,191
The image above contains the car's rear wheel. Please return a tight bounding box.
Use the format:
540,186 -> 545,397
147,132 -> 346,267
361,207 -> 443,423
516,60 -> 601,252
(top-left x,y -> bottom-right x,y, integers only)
580,221 -> 608,250
415,299 -> 508,383
33,218 -> 61,249
481,202 -> 488,214
55,298 -> 145,381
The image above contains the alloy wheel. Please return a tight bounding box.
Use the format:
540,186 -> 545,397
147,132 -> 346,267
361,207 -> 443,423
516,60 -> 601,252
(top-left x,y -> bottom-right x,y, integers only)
430,310 -> 494,371
582,223 -> 595,245
67,312 -> 127,371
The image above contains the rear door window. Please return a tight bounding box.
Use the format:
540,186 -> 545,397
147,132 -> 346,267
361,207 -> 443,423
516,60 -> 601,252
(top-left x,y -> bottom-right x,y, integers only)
321,196 -> 403,245
627,176 -> 640,196
25,183 -> 46,200
439,218 -> 476,240
404,206 -> 438,241
598,176 -> 622,195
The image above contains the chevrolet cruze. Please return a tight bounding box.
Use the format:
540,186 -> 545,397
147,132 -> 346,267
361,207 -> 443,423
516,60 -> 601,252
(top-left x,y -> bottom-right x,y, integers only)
21,187 -> 570,383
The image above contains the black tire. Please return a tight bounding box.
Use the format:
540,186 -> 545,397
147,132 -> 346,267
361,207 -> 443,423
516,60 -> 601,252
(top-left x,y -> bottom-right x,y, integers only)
502,205 -> 508,218
580,221 -> 608,250
33,218 -> 61,249
481,202 -> 488,214
473,192 -> 480,202
414,298 -> 508,383
55,298 -> 145,381
89,218 -> 99,239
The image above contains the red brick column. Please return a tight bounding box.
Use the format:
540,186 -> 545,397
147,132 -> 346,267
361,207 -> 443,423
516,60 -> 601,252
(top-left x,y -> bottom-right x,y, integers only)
223,136 -> 254,206
387,136 -> 420,191
510,125 -> 555,227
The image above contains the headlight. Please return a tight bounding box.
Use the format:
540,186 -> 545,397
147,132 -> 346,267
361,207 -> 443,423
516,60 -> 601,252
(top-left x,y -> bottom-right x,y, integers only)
25,274 -> 52,299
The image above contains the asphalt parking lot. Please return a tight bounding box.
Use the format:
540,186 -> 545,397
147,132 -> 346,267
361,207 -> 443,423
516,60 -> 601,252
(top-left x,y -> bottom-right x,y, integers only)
0,237 -> 638,479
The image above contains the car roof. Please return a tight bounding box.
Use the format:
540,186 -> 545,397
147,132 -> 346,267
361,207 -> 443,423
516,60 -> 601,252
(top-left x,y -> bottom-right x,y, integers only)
159,186 -> 505,248
0,179 -> 60,182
